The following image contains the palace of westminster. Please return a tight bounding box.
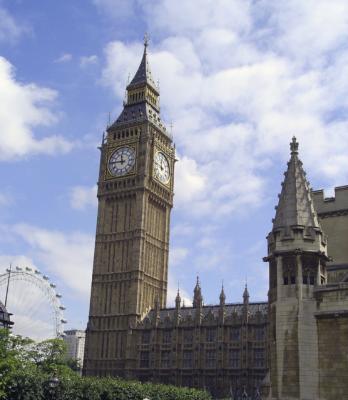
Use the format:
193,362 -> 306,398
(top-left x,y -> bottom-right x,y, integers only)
83,40 -> 348,399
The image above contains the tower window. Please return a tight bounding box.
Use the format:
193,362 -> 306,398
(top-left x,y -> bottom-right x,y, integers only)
283,276 -> 289,285
183,350 -> 193,368
255,327 -> 265,341
205,350 -> 216,368
206,328 -> 216,342
229,349 -> 240,368
141,331 -> 150,344
162,330 -> 172,344
183,329 -> 193,343
230,327 -> 240,341
290,275 -> 296,284
140,351 -> 149,368
161,351 -> 171,368
254,348 -> 265,368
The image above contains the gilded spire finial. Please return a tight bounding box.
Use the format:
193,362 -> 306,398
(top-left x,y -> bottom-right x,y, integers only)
290,136 -> 299,155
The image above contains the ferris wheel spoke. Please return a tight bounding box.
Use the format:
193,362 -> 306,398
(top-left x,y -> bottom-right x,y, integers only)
0,270 -> 66,341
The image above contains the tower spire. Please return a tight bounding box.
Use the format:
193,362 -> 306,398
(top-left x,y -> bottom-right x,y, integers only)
243,284 -> 249,305
193,276 -> 203,308
127,33 -> 157,93
219,282 -> 226,306
273,137 -> 320,231
175,286 -> 181,309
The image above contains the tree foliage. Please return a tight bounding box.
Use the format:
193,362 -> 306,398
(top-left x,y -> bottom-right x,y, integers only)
0,329 -> 211,400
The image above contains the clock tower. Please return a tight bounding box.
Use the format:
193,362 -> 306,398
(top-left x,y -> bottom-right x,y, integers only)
83,38 -> 175,377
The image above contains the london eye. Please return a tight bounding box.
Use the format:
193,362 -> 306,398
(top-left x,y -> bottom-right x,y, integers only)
0,266 -> 66,341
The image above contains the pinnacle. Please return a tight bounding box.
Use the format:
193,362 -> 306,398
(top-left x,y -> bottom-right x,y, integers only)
127,36 -> 158,92
273,137 -> 320,231
243,284 -> 249,299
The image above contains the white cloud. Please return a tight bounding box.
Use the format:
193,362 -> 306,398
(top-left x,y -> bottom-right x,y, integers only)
80,55 -> 98,67
70,185 -> 97,210
142,0 -> 252,36
101,0 -> 348,214
98,0 -> 348,301
102,41 -> 142,97
169,246 -> 188,267
0,57 -> 73,160
10,224 -> 94,298
0,254 -> 35,271
174,156 -> 206,207
0,6 -> 23,42
55,53 -> 73,63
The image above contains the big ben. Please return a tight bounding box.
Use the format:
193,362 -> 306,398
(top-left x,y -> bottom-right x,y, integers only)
84,37 -> 175,377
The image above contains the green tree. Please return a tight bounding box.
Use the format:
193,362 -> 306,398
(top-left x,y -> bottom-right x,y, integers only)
0,328 -> 211,400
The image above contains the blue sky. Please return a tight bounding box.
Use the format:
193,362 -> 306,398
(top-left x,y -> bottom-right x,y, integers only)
1,0 -> 348,339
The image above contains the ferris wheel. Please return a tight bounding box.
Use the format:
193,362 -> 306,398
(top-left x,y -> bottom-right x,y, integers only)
0,266 -> 67,341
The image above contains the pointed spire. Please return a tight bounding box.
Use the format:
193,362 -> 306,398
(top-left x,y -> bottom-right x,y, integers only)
243,284 -> 249,305
193,276 -> 203,308
219,282 -> 226,306
175,286 -> 181,309
273,137 -> 320,231
127,33 -> 158,93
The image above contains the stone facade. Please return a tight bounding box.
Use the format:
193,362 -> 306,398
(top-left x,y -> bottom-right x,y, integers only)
128,283 -> 268,398
312,186 -> 348,284
265,138 -> 348,400
84,41 -> 348,399
84,40 -> 175,378
63,329 -> 86,371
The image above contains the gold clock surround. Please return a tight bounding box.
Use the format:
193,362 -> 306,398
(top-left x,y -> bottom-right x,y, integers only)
105,143 -> 137,180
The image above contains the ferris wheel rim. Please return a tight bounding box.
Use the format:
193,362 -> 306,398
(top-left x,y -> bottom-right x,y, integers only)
0,267 -> 67,339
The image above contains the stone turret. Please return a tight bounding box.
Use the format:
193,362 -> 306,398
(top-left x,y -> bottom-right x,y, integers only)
219,283 -> 226,323
265,137 -> 330,400
174,289 -> 181,325
193,276 -> 203,308
242,284 -> 250,323
219,283 -> 226,306
193,277 -> 203,324
175,288 -> 181,310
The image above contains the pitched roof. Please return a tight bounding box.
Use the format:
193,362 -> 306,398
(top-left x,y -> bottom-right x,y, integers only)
273,137 -> 321,230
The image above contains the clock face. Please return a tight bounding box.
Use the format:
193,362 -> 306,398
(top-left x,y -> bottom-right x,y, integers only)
108,146 -> 136,177
154,151 -> 170,184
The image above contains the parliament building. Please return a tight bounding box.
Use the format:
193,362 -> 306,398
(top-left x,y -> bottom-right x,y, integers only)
83,40 -> 348,399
